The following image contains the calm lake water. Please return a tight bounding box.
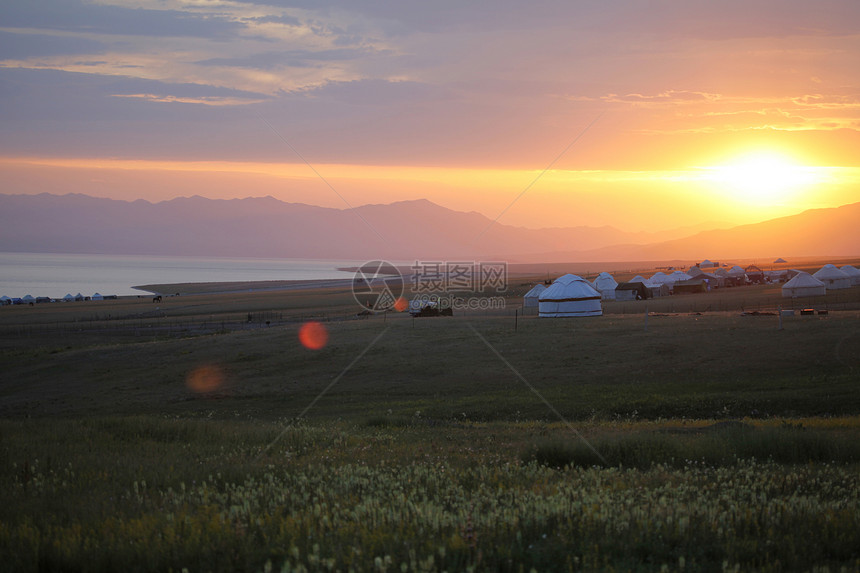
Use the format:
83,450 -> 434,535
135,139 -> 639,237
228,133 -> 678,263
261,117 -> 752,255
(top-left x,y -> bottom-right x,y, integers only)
0,252 -> 361,298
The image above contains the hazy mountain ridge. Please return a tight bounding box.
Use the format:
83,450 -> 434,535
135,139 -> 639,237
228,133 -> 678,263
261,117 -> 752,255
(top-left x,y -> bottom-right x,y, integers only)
0,193 -> 857,261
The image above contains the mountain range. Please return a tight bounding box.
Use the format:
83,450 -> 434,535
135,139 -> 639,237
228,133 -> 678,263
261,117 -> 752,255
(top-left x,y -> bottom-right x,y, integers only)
0,193 -> 857,262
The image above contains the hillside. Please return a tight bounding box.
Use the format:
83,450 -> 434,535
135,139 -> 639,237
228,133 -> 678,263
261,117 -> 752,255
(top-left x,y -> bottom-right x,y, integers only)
0,193 -> 857,261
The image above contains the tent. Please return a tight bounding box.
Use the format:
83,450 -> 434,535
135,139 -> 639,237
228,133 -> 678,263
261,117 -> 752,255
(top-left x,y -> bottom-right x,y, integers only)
840,265 -> 860,286
774,258 -> 787,264
649,271 -> 670,285
539,274 -> 602,317
813,264 -> 852,290
673,278 -> 708,294
782,272 -> 826,298
700,259 -> 716,268
688,266 -> 705,277
615,281 -> 650,301
75,293 -> 85,301
523,283 -> 547,308
22,294 -> 36,303
745,265 -> 764,284
92,293 -> 104,301
592,272 -> 618,300
62,293 -> 75,302
726,265 -> 747,286
629,275 -> 668,297
0,295 -> 11,306
667,270 -> 692,284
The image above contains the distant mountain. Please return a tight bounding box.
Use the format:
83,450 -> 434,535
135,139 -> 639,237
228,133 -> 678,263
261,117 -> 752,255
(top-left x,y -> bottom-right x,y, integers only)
0,193 -> 857,261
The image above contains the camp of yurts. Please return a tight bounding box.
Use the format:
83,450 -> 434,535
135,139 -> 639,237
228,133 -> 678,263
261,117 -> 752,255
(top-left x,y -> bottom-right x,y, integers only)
782,272 -> 826,298
538,274 -> 603,317
840,265 -> 860,286
812,264 -> 852,290
592,272 -> 618,300
522,283 -> 547,308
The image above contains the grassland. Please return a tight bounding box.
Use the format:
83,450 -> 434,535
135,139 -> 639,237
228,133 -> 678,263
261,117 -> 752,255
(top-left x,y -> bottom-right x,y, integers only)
1,274 -> 859,571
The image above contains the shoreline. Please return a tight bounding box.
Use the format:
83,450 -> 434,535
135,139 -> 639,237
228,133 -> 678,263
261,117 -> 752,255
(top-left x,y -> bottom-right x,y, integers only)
132,278 -> 358,296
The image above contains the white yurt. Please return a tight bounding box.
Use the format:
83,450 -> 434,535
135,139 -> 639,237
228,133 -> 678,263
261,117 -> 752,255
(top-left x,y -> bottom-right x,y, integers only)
649,271 -> 671,285
92,293 -> 104,301
539,274 -> 603,317
728,265 -> 746,277
668,270 -> 693,284
813,264 -> 852,290
840,265 -> 860,286
22,294 -> 36,303
523,284 -> 547,308
782,272 -> 826,298
62,293 -> 75,302
592,272 -> 618,300
0,295 -> 11,306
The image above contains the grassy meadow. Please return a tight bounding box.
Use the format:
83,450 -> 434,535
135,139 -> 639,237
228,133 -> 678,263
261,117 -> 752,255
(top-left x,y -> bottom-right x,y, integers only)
1,272 -> 859,571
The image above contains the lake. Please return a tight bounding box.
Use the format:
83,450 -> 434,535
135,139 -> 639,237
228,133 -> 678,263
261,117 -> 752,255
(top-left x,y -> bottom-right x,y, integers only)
0,252 -> 362,298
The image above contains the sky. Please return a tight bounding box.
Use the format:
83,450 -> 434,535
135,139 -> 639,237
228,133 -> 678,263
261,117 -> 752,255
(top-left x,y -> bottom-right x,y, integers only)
1,0 -> 859,232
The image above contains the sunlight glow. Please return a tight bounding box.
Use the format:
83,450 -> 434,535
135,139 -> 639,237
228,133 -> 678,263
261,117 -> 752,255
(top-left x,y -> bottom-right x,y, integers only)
186,365 -> 225,394
298,321 -> 329,350
700,152 -> 824,206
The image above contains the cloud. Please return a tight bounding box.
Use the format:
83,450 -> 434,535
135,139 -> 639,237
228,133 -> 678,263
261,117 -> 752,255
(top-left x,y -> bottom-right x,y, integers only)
600,90 -> 723,105
110,93 -> 266,106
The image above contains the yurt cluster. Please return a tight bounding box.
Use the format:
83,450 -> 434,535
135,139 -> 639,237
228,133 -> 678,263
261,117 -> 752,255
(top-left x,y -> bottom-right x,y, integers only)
523,260 -> 860,318
0,292 -> 118,306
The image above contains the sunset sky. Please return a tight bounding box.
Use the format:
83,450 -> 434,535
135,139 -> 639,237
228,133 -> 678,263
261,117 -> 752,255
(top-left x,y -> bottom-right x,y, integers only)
2,0 -> 859,232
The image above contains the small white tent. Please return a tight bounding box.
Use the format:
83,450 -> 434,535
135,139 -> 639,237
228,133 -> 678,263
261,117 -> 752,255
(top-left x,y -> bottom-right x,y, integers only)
92,293 -> 104,301
728,265 -> 746,277
668,270 -> 693,283
840,265 -> 860,286
782,272 -> 826,298
62,293 -> 75,302
813,264 -> 852,290
539,274 -> 602,317
650,271 -> 671,285
592,272 -> 618,300
523,283 -> 547,308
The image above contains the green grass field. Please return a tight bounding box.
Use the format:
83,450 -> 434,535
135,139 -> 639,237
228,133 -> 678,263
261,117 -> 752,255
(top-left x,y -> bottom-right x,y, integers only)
1,278 -> 859,571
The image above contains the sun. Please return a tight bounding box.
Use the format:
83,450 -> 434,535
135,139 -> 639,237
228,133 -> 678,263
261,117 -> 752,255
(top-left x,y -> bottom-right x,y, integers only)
701,151 -> 821,206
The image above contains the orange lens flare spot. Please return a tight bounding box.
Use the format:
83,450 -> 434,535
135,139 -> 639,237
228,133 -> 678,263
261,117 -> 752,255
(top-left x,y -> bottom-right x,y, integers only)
299,321 -> 329,350
186,365 -> 225,394
393,297 -> 408,312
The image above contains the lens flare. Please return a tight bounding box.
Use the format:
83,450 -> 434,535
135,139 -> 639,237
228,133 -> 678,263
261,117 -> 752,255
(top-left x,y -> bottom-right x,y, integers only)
393,297 -> 408,312
298,321 -> 329,350
186,365 -> 225,394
